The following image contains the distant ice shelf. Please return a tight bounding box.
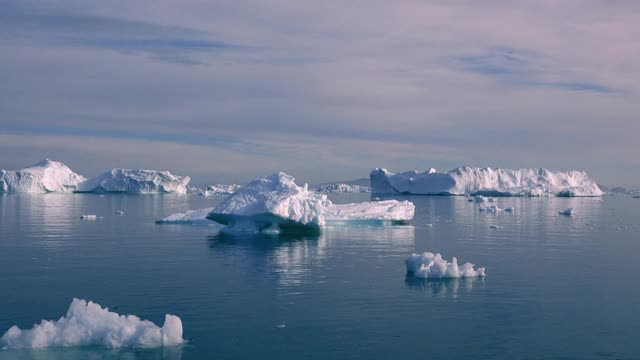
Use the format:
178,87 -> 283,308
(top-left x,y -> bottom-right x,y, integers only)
0,159 -> 86,193
76,169 -> 190,194
0,298 -> 183,349
371,167 -> 603,197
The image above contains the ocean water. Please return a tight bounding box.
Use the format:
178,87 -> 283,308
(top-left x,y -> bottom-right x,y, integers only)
1,193 -> 639,359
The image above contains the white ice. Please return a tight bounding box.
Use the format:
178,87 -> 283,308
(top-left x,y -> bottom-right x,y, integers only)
80,215 -> 97,220
479,205 -> 502,212
324,200 -> 414,223
76,169 -> 190,194
0,298 -> 183,349
316,183 -> 371,193
156,207 -> 216,225
371,167 -> 603,197
204,184 -> 242,196
0,159 -> 86,193
207,172 -> 331,233
405,252 -> 486,279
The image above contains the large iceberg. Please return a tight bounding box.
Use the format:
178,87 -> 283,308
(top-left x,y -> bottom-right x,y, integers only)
405,252 -> 486,279
325,200 -> 414,224
206,172 -> 330,234
0,298 -> 183,349
76,169 -> 190,194
0,159 -> 86,193
371,167 -> 603,197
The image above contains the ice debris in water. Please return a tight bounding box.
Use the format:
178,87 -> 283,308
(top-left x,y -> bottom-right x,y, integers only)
0,298 -> 183,349
489,225 -> 503,229
559,207 -> 575,216
479,205 -> 502,212
115,210 -> 124,215
504,207 -> 514,212
80,215 -> 97,220
405,252 -> 486,279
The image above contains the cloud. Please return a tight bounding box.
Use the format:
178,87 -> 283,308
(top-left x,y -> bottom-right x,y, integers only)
0,0 -> 639,184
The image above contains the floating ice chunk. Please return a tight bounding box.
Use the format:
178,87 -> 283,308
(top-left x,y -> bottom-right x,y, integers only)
489,225 -> 503,229
487,197 -> 495,202
504,207 -> 514,212
0,159 -> 86,193
371,167 -> 603,197
76,169 -> 190,194
207,172 -> 330,234
80,214 -> 97,220
156,207 -> 215,225
115,210 -> 124,215
474,195 -> 486,203
0,298 -> 183,349
479,205 -> 502,212
559,207 -> 575,216
316,183 -> 371,193
405,252 -> 486,279
324,200 -> 414,224
205,184 -> 242,196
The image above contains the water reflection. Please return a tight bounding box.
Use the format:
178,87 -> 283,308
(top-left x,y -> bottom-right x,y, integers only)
0,346 -> 183,360
404,275 -> 483,298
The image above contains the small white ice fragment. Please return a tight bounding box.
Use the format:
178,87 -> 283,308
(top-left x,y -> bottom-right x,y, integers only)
489,225 -> 503,229
559,207 -> 574,216
406,252 -> 486,279
115,210 -> 124,215
80,215 -> 97,220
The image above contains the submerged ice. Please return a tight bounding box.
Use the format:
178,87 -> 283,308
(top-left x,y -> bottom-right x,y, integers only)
0,159 -> 86,193
371,167 -> 603,197
76,169 -> 190,194
0,298 -> 183,349
405,252 -> 486,279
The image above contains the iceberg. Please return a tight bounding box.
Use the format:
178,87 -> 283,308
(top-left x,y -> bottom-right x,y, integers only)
0,298 -> 183,349
559,207 -> 574,216
405,252 -> 486,279
479,205 -> 502,212
76,169 -> 190,194
371,167 -> 603,197
206,172 -> 331,234
325,200 -> 414,224
0,159 -> 86,193
156,207 -> 216,225
316,183 -> 371,193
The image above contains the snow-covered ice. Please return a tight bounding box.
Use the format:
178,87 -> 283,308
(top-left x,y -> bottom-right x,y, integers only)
324,200 -> 415,224
156,207 -> 216,225
0,298 -> 183,349
207,172 -> 331,234
405,252 -> 486,279
316,183 -> 371,193
559,207 -> 575,216
205,184 -> 242,196
371,167 -> 603,197
0,159 -> 86,193
76,169 -> 190,194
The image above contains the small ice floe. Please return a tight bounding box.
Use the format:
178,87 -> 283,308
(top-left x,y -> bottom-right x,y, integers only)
405,252 -> 485,279
274,324 -> 286,329
487,197 -> 495,203
467,198 -> 474,202
489,225 -> 503,230
559,207 -> 574,216
115,210 -> 124,215
504,207 -> 514,212
479,205 -> 501,212
156,207 -> 215,225
80,214 -> 97,220
425,223 -> 433,228
474,195 -> 486,203
0,298 -> 183,349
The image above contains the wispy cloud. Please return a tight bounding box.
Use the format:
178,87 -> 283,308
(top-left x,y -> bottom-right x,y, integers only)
453,47 -> 616,93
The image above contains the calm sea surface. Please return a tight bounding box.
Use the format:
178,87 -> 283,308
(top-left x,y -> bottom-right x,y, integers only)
1,193 -> 639,359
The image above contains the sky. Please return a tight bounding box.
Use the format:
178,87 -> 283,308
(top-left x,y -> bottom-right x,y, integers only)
1,0 -> 639,186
